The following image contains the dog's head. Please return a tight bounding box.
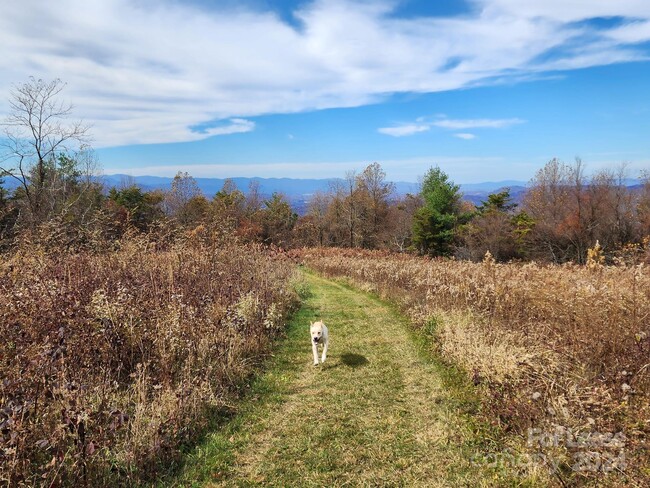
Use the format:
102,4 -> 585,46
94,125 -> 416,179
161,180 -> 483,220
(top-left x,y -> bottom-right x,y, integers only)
310,320 -> 325,344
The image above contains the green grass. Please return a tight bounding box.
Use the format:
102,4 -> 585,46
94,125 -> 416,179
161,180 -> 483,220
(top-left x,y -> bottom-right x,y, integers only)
170,269 -> 542,487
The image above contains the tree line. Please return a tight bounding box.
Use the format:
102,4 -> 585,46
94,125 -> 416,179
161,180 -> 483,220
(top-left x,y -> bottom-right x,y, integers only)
2,78 -> 649,263
297,160 -> 650,264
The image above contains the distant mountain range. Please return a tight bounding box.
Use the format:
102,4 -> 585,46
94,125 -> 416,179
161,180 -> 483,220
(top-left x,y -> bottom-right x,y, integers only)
3,174 -> 644,214
97,174 -> 527,211
101,173 -> 529,196
98,174 -> 423,198
0,173 -> 536,214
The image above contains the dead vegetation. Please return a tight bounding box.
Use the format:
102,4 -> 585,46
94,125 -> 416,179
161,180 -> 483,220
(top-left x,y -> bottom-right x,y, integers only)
299,247 -> 650,485
0,230 -> 299,486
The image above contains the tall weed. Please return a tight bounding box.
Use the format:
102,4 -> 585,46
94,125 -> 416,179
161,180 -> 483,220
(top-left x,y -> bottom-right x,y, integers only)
300,247 -> 650,485
1,233 -> 298,486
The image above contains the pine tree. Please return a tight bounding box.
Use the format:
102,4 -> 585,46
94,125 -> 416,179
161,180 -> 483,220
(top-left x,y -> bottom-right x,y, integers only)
412,166 -> 465,256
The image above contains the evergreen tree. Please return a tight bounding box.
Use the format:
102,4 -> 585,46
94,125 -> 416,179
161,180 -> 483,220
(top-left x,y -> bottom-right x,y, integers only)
108,186 -> 164,230
460,188 -> 522,261
261,192 -> 297,247
476,188 -> 518,214
412,166 -> 465,256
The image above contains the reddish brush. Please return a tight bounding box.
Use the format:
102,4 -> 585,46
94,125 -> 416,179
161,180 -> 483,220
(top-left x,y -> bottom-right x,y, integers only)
0,233 -> 298,486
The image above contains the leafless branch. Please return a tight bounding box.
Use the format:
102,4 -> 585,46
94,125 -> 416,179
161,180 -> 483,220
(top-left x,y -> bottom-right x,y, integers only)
1,78 -> 92,221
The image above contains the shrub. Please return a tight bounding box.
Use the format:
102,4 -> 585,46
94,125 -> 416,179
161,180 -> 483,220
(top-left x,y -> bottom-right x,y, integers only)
0,234 -> 299,486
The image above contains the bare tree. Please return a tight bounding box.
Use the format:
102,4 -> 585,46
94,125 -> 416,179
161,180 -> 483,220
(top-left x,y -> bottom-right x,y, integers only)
118,175 -> 137,189
342,170 -> 360,247
163,171 -> 202,219
523,158 -> 574,262
524,158 -> 641,262
306,190 -> 332,246
244,180 -> 264,216
356,162 -> 395,248
389,193 -> 423,252
0,78 -> 90,222
639,171 -> 650,238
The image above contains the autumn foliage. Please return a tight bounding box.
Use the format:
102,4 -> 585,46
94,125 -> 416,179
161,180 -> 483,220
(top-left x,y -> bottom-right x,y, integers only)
0,231 -> 299,486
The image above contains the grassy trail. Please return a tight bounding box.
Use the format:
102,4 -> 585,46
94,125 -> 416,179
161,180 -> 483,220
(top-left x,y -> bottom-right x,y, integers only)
176,270 -> 500,487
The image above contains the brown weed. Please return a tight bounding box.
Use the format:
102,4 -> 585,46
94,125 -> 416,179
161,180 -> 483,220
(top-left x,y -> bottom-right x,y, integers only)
0,233 -> 299,486
300,247 -> 650,485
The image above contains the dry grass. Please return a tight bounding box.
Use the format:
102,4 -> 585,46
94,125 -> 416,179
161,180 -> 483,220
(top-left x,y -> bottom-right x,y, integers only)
298,247 -> 650,486
180,271 -> 522,487
0,231 -> 299,486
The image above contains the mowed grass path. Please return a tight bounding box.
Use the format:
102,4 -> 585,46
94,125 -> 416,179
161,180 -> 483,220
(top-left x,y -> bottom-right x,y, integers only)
176,270 -> 499,487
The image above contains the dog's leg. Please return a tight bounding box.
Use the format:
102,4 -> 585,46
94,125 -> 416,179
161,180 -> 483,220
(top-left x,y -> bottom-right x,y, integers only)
322,340 -> 328,363
312,342 -> 319,366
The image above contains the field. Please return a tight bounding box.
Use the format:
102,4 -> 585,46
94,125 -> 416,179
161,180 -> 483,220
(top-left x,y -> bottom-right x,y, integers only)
0,232 -> 299,486
2,238 -> 649,486
299,247 -> 650,486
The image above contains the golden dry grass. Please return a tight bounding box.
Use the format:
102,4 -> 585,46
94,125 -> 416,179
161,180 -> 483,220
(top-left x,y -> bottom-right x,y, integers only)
298,248 -> 650,486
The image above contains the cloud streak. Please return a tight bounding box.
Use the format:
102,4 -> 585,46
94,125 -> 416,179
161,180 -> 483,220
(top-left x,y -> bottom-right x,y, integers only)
379,117 -> 523,137
194,119 -> 255,137
1,0 -> 649,147
378,124 -> 430,137
433,118 -> 525,129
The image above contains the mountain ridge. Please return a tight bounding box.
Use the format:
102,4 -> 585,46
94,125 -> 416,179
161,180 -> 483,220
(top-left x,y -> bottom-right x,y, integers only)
97,174 -> 526,198
4,174 -> 644,213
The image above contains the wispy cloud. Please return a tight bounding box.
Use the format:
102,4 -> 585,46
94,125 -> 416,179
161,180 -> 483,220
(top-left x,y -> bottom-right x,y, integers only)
433,118 -> 525,129
379,117 -> 523,137
378,124 -> 430,137
195,119 -> 255,137
1,0 -> 649,146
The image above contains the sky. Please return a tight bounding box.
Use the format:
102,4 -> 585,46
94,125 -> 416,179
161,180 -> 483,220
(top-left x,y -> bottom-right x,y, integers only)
1,0 -> 649,183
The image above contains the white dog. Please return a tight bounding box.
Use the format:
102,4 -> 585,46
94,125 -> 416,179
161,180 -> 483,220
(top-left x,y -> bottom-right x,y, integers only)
310,320 -> 329,366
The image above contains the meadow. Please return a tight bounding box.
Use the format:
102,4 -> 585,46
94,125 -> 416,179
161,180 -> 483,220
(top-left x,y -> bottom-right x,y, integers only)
3,231 -> 649,486
0,230 -> 299,486
299,247 -> 650,485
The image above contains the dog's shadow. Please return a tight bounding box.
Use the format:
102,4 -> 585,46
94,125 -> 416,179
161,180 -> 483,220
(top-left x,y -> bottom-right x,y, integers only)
339,352 -> 369,368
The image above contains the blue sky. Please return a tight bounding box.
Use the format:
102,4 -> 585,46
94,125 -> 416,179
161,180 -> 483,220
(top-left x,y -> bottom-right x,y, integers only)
1,0 -> 650,183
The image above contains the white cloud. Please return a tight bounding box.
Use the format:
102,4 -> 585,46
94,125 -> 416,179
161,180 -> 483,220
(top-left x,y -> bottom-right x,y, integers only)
378,124 -> 430,137
476,0 -> 650,23
454,133 -> 476,140
0,0 -> 648,146
199,119 -> 255,137
434,118 -> 525,129
379,117 -> 523,137
603,20 -> 650,44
